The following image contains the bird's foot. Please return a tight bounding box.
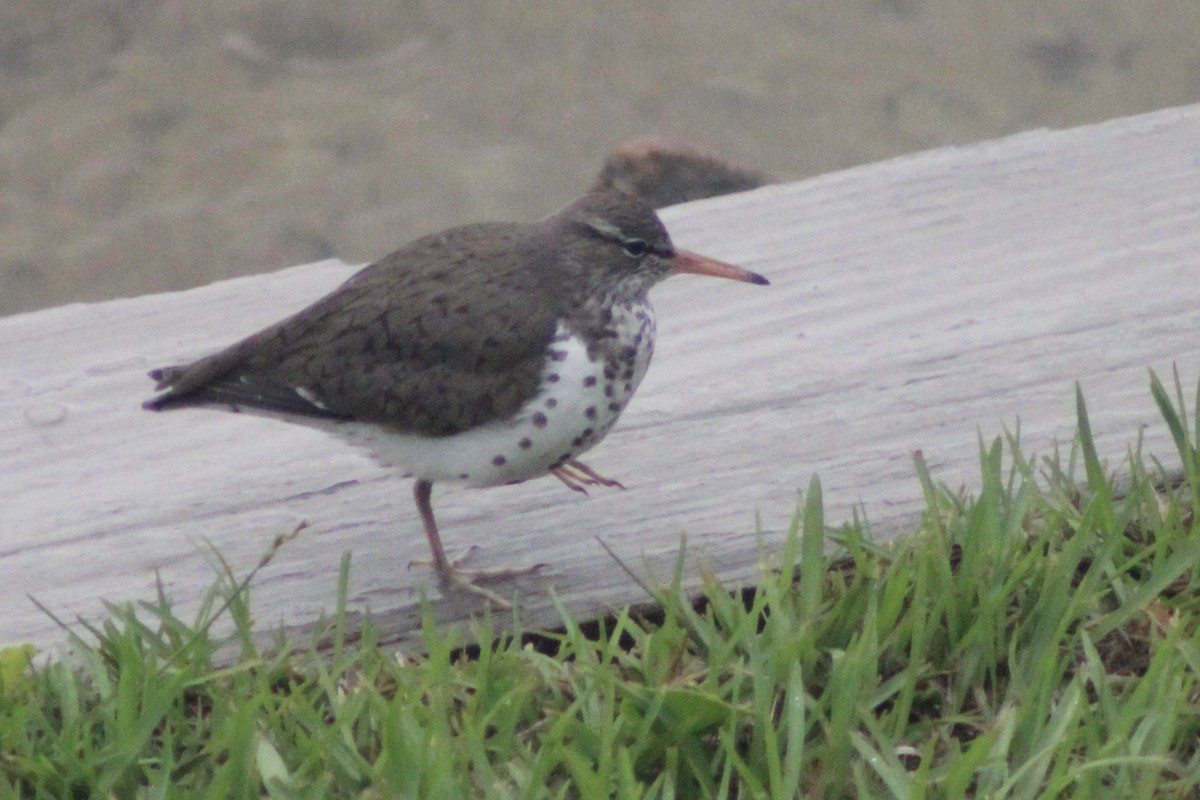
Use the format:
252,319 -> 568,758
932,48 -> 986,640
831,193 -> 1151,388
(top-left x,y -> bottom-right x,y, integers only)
551,459 -> 626,495
409,546 -> 548,607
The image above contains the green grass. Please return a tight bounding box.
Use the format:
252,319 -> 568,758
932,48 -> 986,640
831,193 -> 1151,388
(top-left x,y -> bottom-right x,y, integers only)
3,370 -> 1200,798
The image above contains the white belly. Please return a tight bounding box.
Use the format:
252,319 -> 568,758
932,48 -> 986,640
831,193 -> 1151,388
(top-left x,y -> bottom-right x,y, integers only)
332,314 -> 655,487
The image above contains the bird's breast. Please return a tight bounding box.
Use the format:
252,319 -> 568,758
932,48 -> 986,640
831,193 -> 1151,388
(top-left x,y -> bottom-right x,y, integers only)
331,307 -> 657,488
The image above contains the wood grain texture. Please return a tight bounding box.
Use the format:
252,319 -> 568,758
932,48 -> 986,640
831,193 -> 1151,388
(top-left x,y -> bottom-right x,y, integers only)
3,104 -> 1198,651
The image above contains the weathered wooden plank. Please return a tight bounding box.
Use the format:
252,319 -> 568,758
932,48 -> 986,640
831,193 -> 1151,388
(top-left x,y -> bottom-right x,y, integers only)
3,104 -> 1199,651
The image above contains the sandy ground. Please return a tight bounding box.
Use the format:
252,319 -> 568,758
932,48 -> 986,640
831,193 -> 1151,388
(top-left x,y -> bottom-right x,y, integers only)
2,1 -> 1198,316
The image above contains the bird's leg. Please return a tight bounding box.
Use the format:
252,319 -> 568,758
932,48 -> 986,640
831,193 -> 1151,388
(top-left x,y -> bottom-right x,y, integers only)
409,479 -> 545,606
552,459 -> 626,494
567,459 -> 625,489
551,465 -> 591,494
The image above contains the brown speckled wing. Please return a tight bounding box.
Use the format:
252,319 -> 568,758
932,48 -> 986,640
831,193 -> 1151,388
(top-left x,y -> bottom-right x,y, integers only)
145,223 -> 562,436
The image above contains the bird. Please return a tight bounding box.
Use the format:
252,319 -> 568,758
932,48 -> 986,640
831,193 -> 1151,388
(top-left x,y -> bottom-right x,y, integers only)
144,187 -> 768,604
593,135 -> 771,209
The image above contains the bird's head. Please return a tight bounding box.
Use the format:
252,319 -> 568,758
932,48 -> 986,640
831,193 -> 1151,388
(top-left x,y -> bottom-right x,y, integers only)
551,188 -> 768,299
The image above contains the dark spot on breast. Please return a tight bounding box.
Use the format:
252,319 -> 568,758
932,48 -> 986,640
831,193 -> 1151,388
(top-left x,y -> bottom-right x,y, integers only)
549,349 -> 569,362
532,412 -> 548,427
519,437 -> 532,449
583,375 -> 597,387
492,455 -> 506,466
608,402 -> 622,412
604,384 -> 614,397
547,373 -> 560,383
585,406 -> 597,420
603,366 -> 616,380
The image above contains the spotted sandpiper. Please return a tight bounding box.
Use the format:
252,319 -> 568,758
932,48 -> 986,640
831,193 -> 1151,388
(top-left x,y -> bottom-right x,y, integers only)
144,188 -> 768,603
593,136 -> 771,209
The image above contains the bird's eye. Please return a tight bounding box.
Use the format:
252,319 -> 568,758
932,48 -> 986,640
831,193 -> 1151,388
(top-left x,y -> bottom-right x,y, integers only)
622,238 -> 648,257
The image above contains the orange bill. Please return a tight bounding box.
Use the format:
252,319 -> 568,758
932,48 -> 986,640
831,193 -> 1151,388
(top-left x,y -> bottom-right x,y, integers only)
671,249 -> 769,286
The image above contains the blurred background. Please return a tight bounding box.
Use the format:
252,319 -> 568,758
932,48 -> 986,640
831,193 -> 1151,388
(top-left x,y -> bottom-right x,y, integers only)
2,1 -> 1198,316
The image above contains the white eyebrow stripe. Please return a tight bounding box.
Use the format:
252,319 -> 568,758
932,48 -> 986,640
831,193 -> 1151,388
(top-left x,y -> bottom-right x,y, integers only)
582,216 -> 626,240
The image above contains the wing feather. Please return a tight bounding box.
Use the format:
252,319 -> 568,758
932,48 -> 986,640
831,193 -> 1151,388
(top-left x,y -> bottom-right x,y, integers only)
145,223 -> 562,436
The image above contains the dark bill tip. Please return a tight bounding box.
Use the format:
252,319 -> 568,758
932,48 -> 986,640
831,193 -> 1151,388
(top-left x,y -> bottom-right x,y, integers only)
671,248 -> 770,286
